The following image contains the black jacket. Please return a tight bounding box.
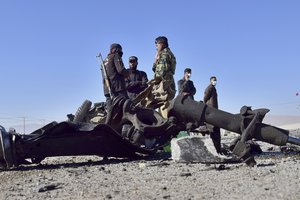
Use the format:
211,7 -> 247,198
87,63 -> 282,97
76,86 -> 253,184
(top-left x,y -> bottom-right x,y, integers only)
103,53 -> 128,97
126,69 -> 148,99
204,84 -> 218,108
177,79 -> 196,99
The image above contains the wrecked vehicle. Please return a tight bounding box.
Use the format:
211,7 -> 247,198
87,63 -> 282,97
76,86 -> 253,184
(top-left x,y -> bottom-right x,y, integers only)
1,95 -> 300,169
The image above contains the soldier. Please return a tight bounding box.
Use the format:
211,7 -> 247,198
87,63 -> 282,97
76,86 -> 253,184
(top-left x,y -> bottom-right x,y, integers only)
103,43 -> 129,110
125,56 -> 148,100
204,76 -> 221,153
177,68 -> 196,100
152,36 -> 177,118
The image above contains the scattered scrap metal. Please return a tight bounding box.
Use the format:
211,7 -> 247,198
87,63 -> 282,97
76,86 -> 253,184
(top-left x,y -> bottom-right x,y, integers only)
1,95 -> 300,169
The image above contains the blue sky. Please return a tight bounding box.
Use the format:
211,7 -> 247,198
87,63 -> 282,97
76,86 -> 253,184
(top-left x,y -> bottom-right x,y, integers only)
1,1 -> 300,132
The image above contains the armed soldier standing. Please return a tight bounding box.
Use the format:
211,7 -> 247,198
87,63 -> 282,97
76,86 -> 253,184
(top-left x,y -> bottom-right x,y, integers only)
125,56 -> 148,99
177,68 -> 196,100
204,76 -> 221,153
103,43 -> 129,109
152,36 -> 177,118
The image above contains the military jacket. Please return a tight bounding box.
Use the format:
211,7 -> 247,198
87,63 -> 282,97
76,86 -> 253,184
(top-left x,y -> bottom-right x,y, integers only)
153,48 -> 176,78
153,47 -> 176,92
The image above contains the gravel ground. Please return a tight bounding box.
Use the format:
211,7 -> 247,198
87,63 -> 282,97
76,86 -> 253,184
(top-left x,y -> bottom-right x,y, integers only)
1,133 -> 300,200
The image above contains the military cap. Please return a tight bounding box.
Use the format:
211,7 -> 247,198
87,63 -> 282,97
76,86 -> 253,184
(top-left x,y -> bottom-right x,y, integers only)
184,68 -> 191,73
129,56 -> 138,62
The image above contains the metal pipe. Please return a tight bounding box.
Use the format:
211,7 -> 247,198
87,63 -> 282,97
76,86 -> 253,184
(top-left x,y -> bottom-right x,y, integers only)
287,136 -> 300,146
169,96 -> 290,146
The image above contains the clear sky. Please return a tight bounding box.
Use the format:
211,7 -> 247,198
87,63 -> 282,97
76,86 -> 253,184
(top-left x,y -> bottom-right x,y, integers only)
1,0 -> 300,132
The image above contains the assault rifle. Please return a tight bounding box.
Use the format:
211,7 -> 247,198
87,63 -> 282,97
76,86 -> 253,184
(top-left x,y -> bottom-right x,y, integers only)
97,53 -> 112,97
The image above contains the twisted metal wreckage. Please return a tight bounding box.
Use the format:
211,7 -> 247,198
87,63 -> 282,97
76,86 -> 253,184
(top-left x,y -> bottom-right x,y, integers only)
1,94 -> 300,169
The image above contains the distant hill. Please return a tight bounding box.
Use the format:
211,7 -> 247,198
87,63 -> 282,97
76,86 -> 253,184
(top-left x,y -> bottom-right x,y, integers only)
263,115 -> 300,127
263,115 -> 300,136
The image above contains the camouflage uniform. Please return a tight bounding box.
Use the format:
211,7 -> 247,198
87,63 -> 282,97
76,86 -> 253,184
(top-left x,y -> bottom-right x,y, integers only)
133,37 -> 176,119
152,47 -> 177,102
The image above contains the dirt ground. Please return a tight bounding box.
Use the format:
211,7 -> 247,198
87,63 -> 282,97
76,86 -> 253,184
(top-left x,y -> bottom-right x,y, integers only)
1,133 -> 300,200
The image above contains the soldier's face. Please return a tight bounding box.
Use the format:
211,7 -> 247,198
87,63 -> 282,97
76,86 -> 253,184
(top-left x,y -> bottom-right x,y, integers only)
211,79 -> 217,86
185,72 -> 191,80
129,60 -> 137,69
155,42 -> 163,51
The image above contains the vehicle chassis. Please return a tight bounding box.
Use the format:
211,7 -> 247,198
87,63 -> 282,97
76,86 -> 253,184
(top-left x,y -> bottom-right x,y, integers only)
1,95 -> 300,169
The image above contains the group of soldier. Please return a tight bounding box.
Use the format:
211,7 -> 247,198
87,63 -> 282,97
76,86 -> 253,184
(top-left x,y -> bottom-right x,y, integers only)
102,36 -> 221,153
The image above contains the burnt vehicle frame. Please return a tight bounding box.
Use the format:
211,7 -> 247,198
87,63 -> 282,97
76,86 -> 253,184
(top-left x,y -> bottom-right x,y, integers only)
1,95 -> 300,169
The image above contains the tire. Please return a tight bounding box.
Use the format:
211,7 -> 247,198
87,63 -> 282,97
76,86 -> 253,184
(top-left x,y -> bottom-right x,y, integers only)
73,100 -> 92,123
